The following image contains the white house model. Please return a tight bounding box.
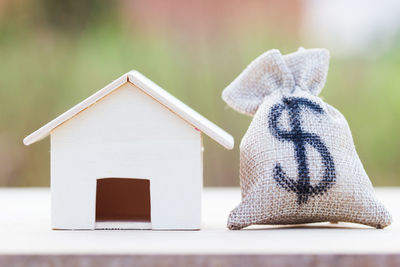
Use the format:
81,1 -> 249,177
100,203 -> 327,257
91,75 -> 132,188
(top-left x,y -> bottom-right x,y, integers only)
23,71 -> 234,230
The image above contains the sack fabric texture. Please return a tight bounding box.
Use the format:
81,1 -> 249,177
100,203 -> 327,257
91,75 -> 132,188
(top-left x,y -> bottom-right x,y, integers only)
222,48 -> 392,230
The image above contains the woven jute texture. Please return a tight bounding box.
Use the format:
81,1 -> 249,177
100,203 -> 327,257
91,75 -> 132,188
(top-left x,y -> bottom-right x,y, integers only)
222,48 -> 392,230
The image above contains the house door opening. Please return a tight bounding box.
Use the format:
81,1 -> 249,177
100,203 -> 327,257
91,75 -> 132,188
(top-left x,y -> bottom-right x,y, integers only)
95,178 -> 151,229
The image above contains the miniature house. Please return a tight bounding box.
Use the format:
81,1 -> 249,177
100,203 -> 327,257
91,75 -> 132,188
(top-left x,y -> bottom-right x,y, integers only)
23,71 -> 234,230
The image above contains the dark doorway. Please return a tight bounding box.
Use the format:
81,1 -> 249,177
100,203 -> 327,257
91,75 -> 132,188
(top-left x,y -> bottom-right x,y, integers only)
95,178 -> 151,224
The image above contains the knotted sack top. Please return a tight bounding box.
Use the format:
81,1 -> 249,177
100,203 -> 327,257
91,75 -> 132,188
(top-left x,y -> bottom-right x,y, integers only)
222,48 -> 330,116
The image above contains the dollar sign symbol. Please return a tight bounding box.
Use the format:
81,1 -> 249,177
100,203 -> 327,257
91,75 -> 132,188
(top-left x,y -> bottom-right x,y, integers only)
268,97 -> 336,204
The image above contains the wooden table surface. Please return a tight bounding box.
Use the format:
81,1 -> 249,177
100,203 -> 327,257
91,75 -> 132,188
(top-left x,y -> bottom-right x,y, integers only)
0,188 -> 399,267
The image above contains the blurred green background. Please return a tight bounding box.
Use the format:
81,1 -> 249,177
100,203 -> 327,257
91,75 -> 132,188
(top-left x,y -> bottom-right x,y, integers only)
1,0 -> 399,187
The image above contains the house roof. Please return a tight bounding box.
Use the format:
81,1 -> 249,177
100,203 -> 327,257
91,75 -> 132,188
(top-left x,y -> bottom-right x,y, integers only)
23,71 -> 234,149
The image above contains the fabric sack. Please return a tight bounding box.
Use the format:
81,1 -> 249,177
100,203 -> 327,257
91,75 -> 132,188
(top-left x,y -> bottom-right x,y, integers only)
222,48 -> 392,230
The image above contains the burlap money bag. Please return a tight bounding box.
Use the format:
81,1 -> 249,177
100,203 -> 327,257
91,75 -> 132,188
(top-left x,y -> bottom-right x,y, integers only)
222,48 -> 392,230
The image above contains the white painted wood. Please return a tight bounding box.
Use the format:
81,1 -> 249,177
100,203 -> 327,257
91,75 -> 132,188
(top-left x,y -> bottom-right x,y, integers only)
23,71 -> 234,149
23,75 -> 128,146
0,188 -> 398,255
128,71 -> 234,150
95,221 -> 152,230
51,83 -> 202,230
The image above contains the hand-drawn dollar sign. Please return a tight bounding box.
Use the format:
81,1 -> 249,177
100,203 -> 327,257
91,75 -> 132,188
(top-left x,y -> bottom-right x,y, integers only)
268,97 -> 336,204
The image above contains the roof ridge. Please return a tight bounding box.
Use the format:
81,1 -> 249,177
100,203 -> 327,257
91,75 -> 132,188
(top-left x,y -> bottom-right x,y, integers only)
23,71 -> 234,149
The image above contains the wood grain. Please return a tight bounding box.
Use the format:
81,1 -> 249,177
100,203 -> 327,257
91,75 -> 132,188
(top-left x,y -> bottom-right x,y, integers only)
0,188 -> 398,266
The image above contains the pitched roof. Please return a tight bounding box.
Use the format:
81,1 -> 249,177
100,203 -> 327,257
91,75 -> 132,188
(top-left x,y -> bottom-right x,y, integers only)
23,71 -> 234,149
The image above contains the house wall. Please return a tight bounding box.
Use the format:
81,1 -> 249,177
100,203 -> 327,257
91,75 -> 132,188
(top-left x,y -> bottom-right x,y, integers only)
50,82 -> 203,230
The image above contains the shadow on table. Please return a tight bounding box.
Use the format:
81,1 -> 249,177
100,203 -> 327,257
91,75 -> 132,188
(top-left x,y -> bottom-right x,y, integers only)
241,223 -> 375,231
